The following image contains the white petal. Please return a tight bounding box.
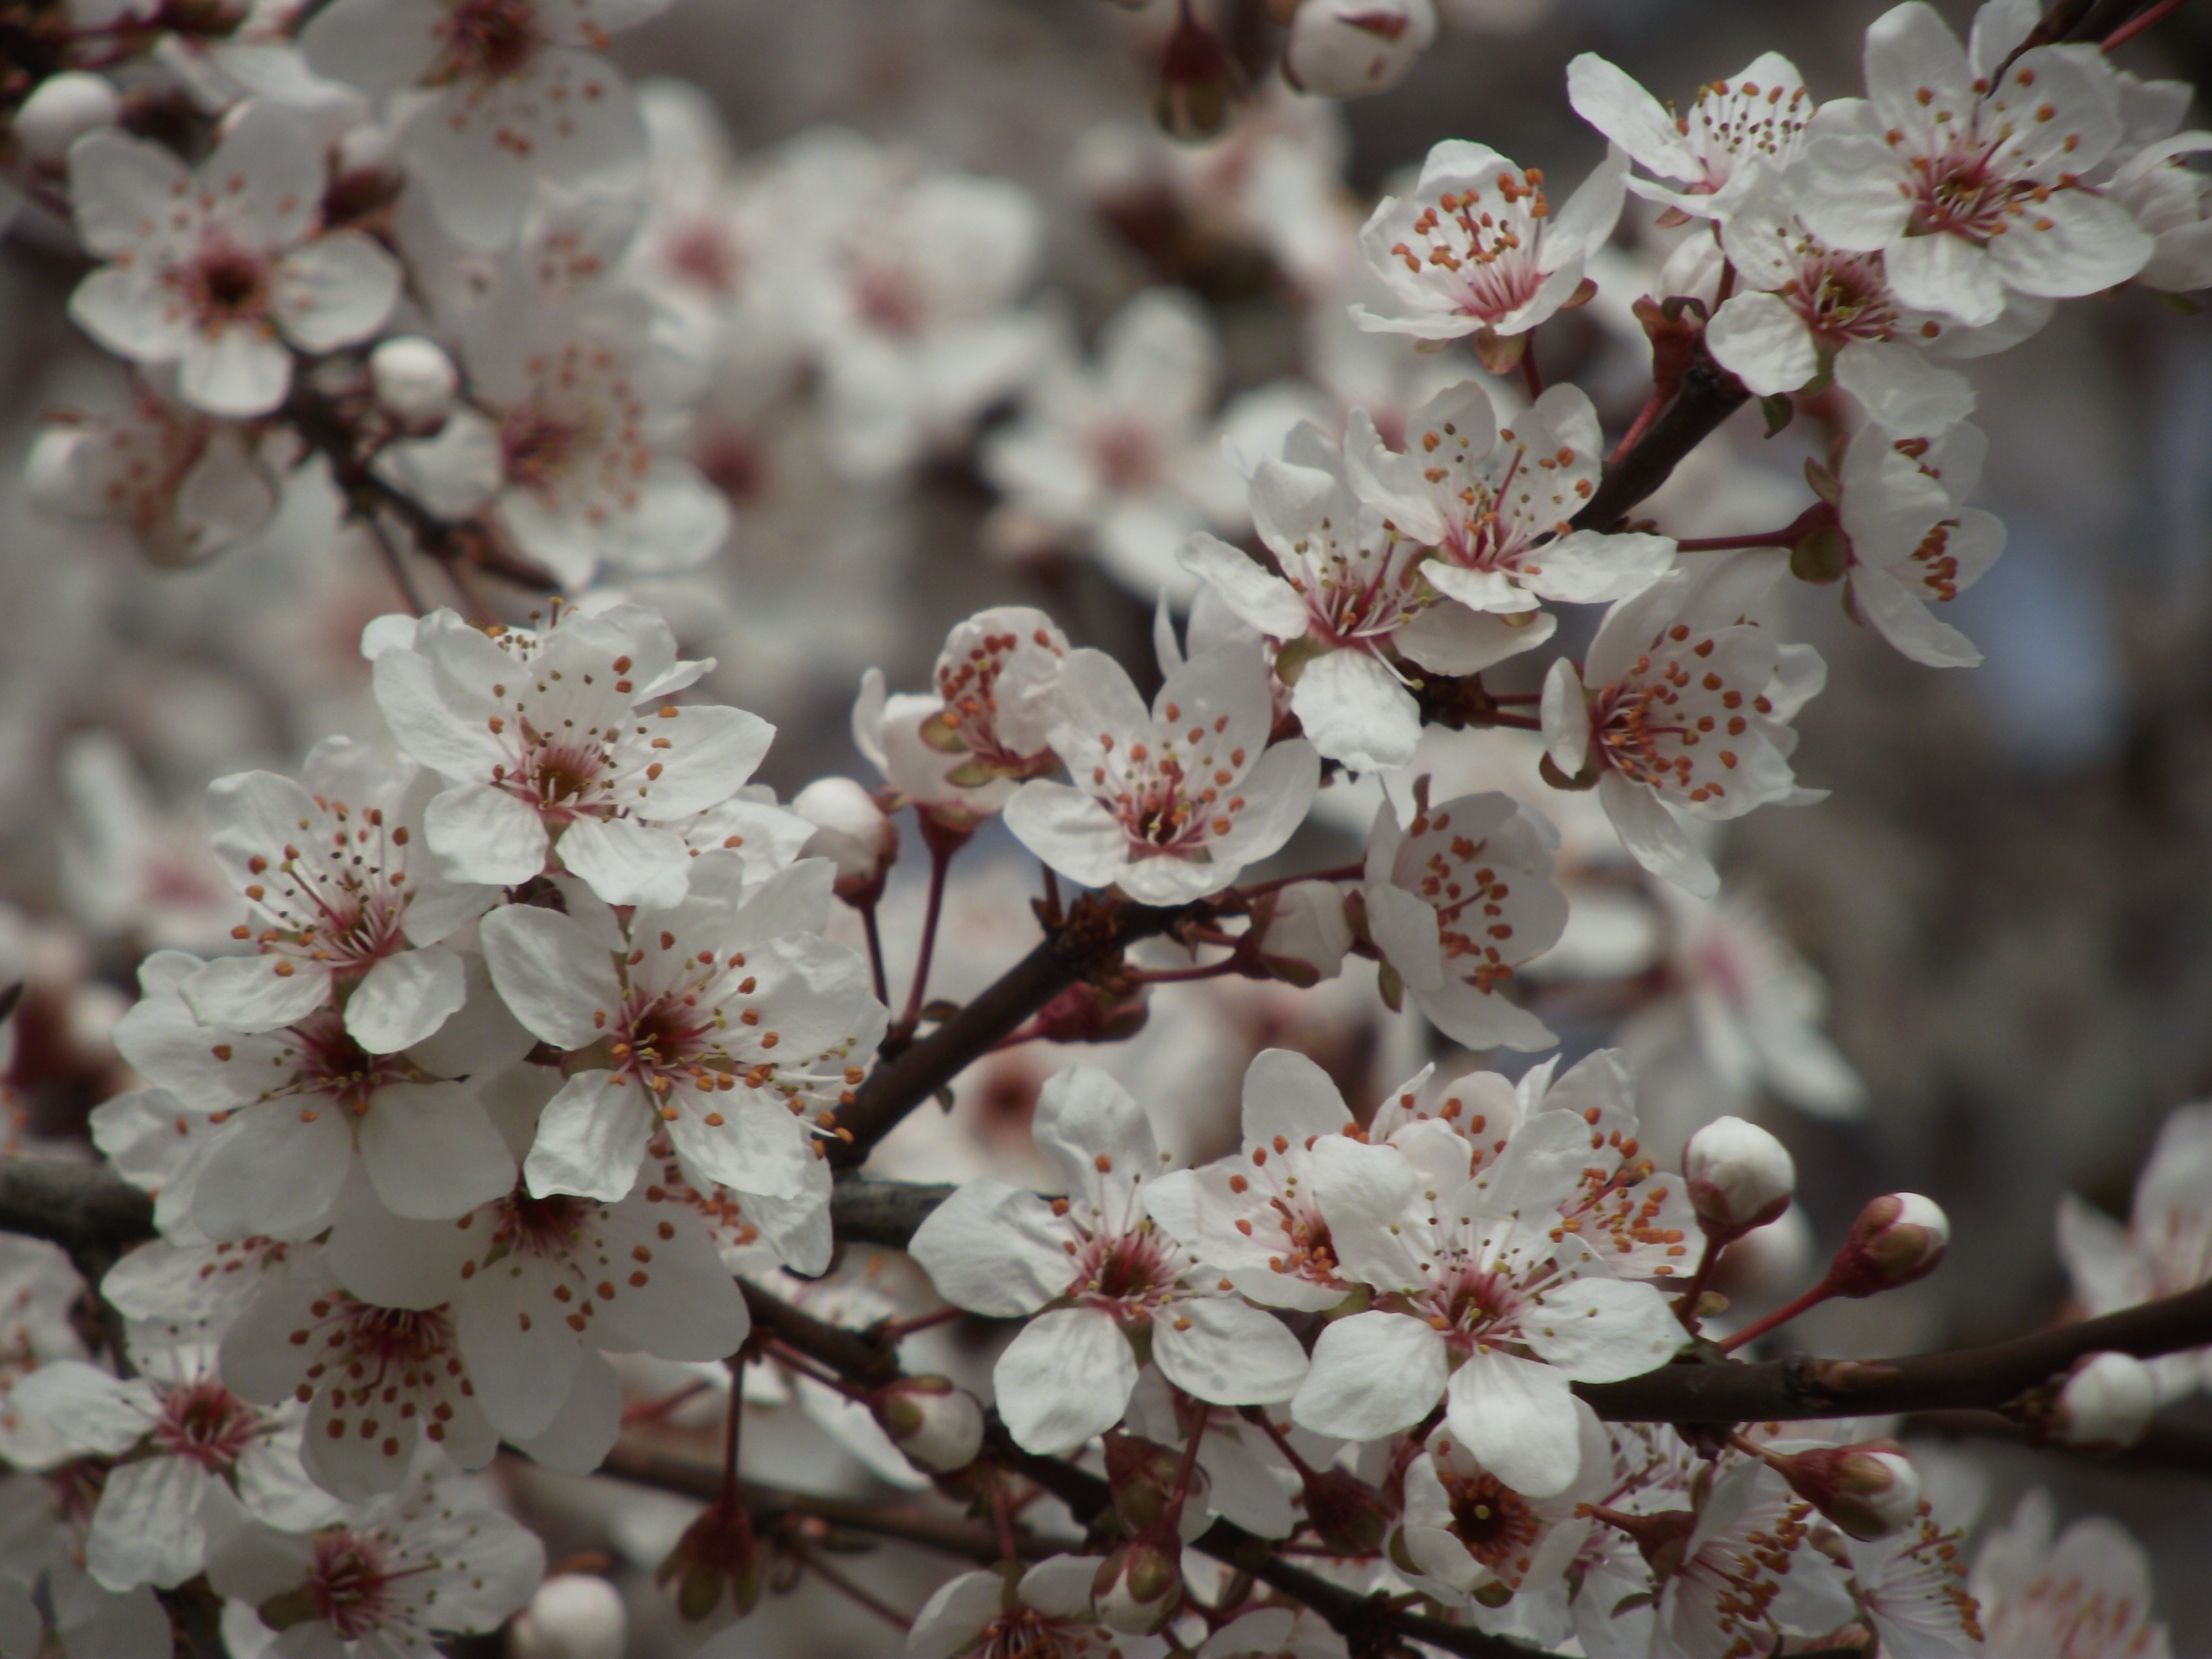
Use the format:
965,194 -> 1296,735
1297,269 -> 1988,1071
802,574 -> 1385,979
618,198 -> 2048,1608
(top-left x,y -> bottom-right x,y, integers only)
270,231 -> 401,352
1291,649 -> 1420,774
508,1347 -> 622,1475
1289,1311 -> 1445,1439
1705,292 -> 1819,397
478,904 -> 623,1049
1151,1296 -> 1307,1406
1848,565 -> 1982,668
556,817 -> 692,909
193,1109 -> 351,1241
1241,1048 -> 1353,1144
907,1179 -> 1072,1317
1885,233 -> 2006,327
178,327 -> 293,419
457,1264 -> 584,1439
1597,773 -> 1714,896
1180,534 -> 1311,639
1540,658 -> 1591,775
1522,1275 -> 1681,1382
1394,604 -> 1556,676
424,785 -> 550,886
87,1456 -> 210,1589
344,946 -> 467,1053
1003,780 -> 1130,890
523,1073 -> 652,1201
357,1082 -> 517,1219
993,1307 -> 1136,1454
179,954 -> 331,1033
1446,1349 -> 1581,1499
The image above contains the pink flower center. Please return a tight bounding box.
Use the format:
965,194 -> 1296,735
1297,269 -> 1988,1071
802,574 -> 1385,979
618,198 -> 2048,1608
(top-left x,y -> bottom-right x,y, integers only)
243,805 -> 413,975
1785,248 -> 1903,345
1071,1229 -> 1181,1314
932,628 -> 1054,776
295,1295 -> 470,1454
1444,1468 -> 1542,1572
152,1379 -> 265,1472
436,0 -> 542,84
1386,171 -> 1549,324
307,1530 -> 394,1640
285,1010 -> 410,1115
501,406 -> 594,491
1089,420 -> 1160,492
1906,142 -> 2024,245
181,243 -> 272,332
489,1189 -> 592,1256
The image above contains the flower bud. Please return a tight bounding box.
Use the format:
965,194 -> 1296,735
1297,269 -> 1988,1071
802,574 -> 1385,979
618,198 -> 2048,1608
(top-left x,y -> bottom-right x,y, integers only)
1028,979 -> 1149,1045
369,337 -> 458,434
1300,1465 -> 1392,1556
1827,1193 -> 1949,1298
871,1376 -> 984,1474
1281,0 -> 1437,98
19,74 -> 121,168
509,1574 -> 627,1659
1155,12 -> 1241,142
655,1494 -> 760,1627
1091,1522 -> 1182,1635
1766,1442 -> 1921,1542
1249,881 -> 1352,988
2053,1352 -> 2156,1450
1683,1117 -> 1796,1244
1102,1431 -> 1185,1534
792,777 -> 898,904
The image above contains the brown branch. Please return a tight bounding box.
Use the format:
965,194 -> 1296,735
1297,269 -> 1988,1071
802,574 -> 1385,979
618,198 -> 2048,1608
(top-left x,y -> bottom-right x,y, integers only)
1902,1408 -> 2212,1479
824,894 -> 1197,1168
0,1157 -> 155,1281
1575,1280 -> 2212,1423
830,1174 -> 956,1251
1568,345 -> 1748,535
597,1441 -> 1037,1561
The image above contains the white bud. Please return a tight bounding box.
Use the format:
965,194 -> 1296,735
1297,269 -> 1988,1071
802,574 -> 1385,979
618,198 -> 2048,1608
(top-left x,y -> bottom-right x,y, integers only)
1252,880 -> 1352,987
18,74 -> 121,168
1281,0 -> 1437,98
1684,1116 -> 1796,1240
872,1376 -> 984,1474
794,776 -> 897,902
508,1574 -> 626,1659
369,336 -> 458,432
1770,1443 -> 1921,1542
1831,1192 -> 1949,1296
2055,1352 -> 2156,1449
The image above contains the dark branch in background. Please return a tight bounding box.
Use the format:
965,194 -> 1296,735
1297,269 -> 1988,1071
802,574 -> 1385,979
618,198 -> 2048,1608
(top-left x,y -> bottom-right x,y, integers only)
1570,346 -> 1748,535
1904,1408 -> 2212,1480
823,895 -> 1197,1167
830,1174 -> 956,1251
0,1157 -> 153,1281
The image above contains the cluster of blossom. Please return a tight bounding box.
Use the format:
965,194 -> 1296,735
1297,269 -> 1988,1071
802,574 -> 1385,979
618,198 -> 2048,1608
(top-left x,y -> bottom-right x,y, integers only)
0,0 -> 2206,1652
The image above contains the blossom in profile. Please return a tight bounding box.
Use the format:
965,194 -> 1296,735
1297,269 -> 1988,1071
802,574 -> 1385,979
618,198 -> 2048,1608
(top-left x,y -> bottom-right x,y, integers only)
1567,50 -> 1812,221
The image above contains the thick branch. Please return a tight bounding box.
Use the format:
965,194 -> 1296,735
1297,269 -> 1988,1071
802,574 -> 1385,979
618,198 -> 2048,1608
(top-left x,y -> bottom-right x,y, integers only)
1569,346 -> 1748,535
598,1441 -> 1034,1561
825,896 -> 1194,1168
1576,1280 -> 2212,1423
0,1157 -> 154,1280
739,1280 -> 901,1389
1903,1408 -> 2212,1479
830,1174 -> 956,1251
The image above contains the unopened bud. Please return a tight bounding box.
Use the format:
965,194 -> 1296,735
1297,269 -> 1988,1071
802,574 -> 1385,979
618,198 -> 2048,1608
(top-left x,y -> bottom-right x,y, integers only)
655,1495 -> 760,1627
1300,1465 -> 1392,1556
1155,13 -> 1241,141
369,337 -> 458,434
871,1376 -> 984,1474
1249,881 -> 1353,988
1029,979 -> 1149,1045
1766,1442 -> 1921,1542
1281,0 -> 1437,97
2053,1352 -> 2157,1450
792,777 -> 898,904
509,1573 -> 627,1659
1102,1431 -> 1186,1533
1683,1117 -> 1795,1244
20,74 -> 121,168
1790,524 -> 1848,585
1827,1193 -> 1949,1297
1091,1523 -> 1182,1635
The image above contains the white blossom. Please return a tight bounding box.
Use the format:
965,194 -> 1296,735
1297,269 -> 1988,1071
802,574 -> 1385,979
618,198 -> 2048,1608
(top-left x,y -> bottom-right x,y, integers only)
909,1554 -> 1170,1659
1566,51 -> 1811,222
1541,551 -> 1824,897
1281,0 -> 1437,101
908,1066 -> 1308,1455
66,103 -> 400,416
369,604 -> 770,906
1004,645 -> 1316,906
1792,1 -> 2152,327
1970,1489 -> 2169,1659
1360,790 -> 1564,1051
25,388 -> 276,567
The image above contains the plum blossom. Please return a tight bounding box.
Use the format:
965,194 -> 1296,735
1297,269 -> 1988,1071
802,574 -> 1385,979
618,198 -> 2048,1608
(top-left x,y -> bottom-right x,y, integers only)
211,1468 -> 546,1655
981,288 -> 1245,597
111,958 -> 518,1241
369,604 -> 772,906
1351,138 -> 1626,359
1844,1503 -> 1985,1657
1360,790 -> 1566,1052
320,1157 -> 749,1446
66,104 -> 401,417
1142,1048 -> 1384,1313
177,738 -> 495,1056
1347,380 -> 1676,618
1970,1489 -> 2169,1659
10,1339 -> 330,1593
1567,51 -> 1812,221
1281,0 -> 1437,101
2058,1101 -> 2212,1405
1183,422 -> 1549,773
300,0 -> 665,248
1642,1460 -> 1857,1659
25,389 -> 276,568
1396,1407 -> 1609,1631
481,857 -> 883,1203
0,1237 -> 91,1469
2109,133 -> 2212,291
853,608 -> 1070,825
1004,646 -> 1317,906
1817,408 -> 2006,670
1541,551 -> 1824,897
909,1554 -> 1170,1659
1793,2 -> 2152,327
907,1066 -> 1308,1455
1291,1104 -> 1681,1496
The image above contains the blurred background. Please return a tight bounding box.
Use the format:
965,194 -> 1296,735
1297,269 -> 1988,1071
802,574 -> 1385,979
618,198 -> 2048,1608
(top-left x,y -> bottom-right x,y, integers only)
4,0 -> 2211,1649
